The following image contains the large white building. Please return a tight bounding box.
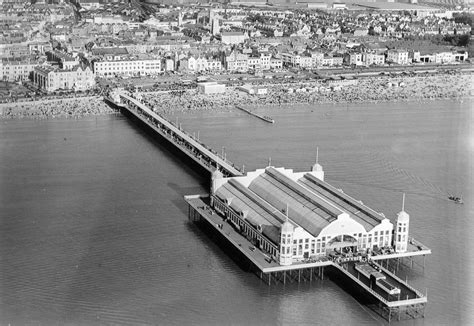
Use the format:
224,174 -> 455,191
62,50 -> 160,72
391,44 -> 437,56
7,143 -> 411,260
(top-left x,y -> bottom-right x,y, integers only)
93,56 -> 162,78
210,163 -> 410,266
33,64 -> 95,92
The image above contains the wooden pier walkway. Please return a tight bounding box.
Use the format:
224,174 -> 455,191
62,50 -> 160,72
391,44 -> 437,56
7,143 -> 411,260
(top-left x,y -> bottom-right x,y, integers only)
113,93 -> 243,178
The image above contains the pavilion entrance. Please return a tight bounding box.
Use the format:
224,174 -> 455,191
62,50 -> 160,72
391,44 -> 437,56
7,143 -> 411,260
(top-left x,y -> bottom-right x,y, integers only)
327,235 -> 358,254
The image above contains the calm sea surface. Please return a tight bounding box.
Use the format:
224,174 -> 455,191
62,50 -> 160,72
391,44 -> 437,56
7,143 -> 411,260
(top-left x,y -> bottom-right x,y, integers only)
0,99 -> 473,325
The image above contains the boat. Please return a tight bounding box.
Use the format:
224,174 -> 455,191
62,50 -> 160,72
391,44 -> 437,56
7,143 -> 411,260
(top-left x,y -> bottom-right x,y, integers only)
448,196 -> 463,204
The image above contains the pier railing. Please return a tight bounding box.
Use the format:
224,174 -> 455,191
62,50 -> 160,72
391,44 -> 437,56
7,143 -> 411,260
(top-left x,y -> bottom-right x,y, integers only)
332,263 -> 390,304
333,262 -> 427,308
373,262 -> 426,300
117,93 -> 243,178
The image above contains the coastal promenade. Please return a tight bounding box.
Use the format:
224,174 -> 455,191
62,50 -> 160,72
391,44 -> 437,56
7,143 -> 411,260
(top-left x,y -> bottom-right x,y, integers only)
111,93 -> 243,177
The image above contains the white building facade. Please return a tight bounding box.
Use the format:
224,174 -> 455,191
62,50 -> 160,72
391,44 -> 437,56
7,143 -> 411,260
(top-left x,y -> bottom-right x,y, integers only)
387,49 -> 410,65
93,57 -> 162,77
210,164 -> 405,266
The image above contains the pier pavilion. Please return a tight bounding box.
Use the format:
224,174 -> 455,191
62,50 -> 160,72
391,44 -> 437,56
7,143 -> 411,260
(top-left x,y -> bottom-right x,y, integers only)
210,162 -> 410,266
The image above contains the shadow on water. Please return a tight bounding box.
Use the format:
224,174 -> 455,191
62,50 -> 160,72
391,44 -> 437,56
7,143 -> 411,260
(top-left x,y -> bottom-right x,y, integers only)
167,182 -> 207,197
118,108 -> 211,187
185,219 -> 255,274
325,266 -> 379,307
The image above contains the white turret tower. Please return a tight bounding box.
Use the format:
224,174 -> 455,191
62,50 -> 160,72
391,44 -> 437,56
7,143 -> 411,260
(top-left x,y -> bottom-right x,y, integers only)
394,193 -> 410,253
279,205 -> 294,266
311,147 -> 325,181
210,164 -> 224,195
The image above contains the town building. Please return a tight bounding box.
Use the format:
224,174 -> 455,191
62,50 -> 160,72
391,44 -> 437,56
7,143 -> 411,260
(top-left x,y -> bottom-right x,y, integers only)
0,43 -> 30,58
1,57 -> 40,82
33,64 -> 95,92
237,84 -> 267,95
344,52 -> 364,66
321,55 -> 343,67
364,52 -> 385,66
220,31 -> 248,45
387,49 -> 410,65
28,41 -> 53,55
46,51 -> 80,70
197,81 -> 226,94
210,163 -> 408,266
93,55 -> 162,77
225,51 -> 249,72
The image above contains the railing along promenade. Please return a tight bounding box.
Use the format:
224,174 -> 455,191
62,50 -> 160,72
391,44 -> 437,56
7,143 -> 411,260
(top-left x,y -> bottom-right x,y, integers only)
117,93 -> 243,178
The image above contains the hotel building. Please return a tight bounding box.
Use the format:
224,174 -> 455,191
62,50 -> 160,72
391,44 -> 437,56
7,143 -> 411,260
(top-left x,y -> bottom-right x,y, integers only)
33,64 -> 95,92
93,56 -> 162,78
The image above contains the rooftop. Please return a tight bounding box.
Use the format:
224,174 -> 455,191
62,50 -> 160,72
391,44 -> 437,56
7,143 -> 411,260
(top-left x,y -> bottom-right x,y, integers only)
214,166 -> 389,238
298,173 -> 385,231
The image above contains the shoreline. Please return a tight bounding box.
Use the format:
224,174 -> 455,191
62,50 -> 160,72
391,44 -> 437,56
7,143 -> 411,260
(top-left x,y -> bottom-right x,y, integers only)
142,73 -> 473,115
0,96 -> 116,120
141,74 -> 474,115
1,73 -> 472,120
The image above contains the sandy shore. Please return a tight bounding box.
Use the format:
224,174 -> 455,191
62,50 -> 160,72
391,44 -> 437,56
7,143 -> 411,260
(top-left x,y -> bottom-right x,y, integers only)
1,73 -> 471,120
142,73 -> 473,115
0,96 -> 116,119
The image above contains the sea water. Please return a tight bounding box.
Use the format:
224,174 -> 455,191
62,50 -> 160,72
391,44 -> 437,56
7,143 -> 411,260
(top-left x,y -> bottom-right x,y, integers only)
0,99 -> 472,325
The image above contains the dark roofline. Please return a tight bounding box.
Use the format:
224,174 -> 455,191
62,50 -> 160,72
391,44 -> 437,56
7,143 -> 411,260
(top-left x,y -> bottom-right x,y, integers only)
228,178 -> 289,226
266,167 -> 340,221
303,173 -> 385,226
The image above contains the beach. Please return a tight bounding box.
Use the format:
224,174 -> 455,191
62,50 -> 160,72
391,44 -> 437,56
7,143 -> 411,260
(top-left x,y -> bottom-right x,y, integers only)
0,96 -> 116,119
1,73 -> 472,119
142,73 -> 473,115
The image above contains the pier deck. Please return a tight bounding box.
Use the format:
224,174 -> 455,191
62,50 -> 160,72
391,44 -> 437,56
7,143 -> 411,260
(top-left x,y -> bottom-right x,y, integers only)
185,194 -> 428,322
185,194 -> 333,273
114,93 -> 243,177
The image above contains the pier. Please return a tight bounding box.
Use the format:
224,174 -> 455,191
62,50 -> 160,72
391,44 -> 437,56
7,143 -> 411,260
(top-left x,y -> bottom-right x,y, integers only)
109,93 -> 243,178
185,194 -> 428,323
106,92 -> 430,323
